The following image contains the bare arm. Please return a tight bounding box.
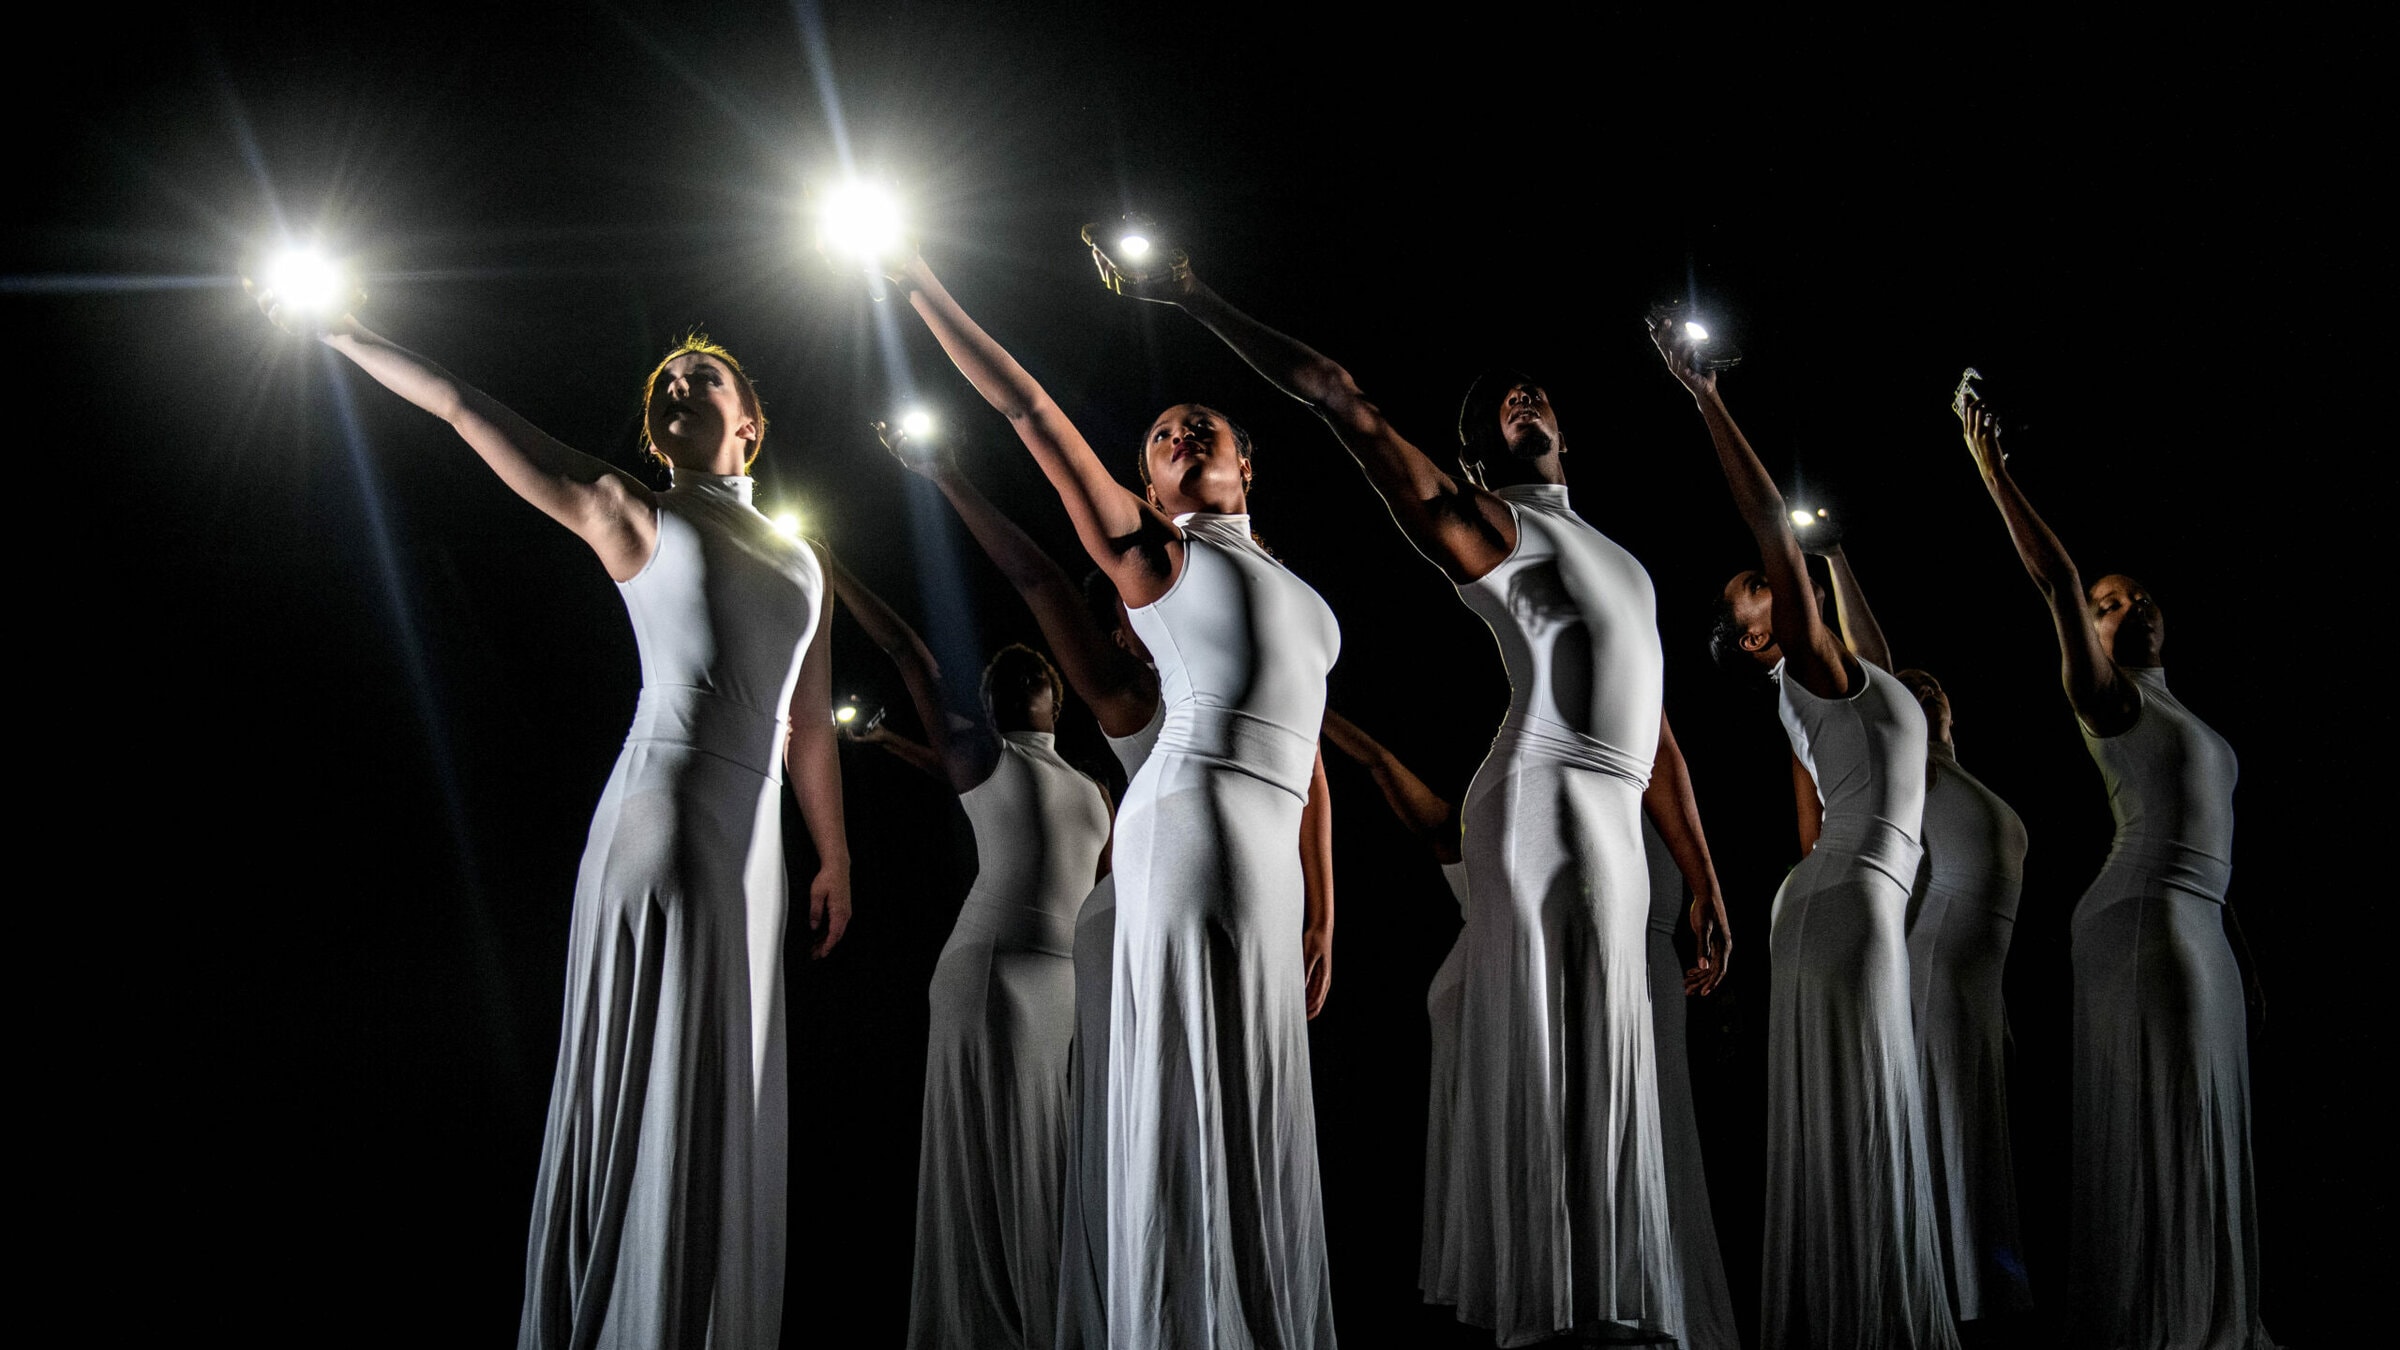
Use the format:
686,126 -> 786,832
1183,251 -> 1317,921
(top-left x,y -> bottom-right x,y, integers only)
1643,715 -> 1732,994
786,564 -> 852,957
822,550 -> 997,794
847,723 -> 948,780
1792,753 -> 1823,857
1147,273 -> 1515,583
1958,399 -> 2134,733
313,321 -> 658,580
1651,319 -> 1852,698
1818,544 -> 1895,672
892,256 -> 1182,605
1300,748 -> 1335,1020
1319,708 -> 1459,863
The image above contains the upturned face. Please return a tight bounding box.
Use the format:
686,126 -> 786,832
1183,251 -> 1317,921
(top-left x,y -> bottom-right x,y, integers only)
647,353 -> 756,468
1143,404 -> 1249,516
1498,382 -> 1562,461
1895,667 -> 1954,742
1723,569 -> 1778,664
2088,573 -> 2165,666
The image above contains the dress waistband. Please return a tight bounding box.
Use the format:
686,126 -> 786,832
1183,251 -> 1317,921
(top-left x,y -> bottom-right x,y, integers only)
1154,704 -> 1318,800
625,685 -> 787,782
1813,817 -> 1924,890
1489,714 -> 1652,789
1919,875 -> 2023,922
2102,835 -> 2233,904
951,890 -> 1079,957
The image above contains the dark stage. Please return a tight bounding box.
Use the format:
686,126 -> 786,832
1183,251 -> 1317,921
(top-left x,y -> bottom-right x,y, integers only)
16,4 -> 2377,1344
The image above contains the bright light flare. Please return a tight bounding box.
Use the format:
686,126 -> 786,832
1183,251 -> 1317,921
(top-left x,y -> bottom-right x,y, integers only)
900,409 -> 934,439
819,181 -> 904,260
1685,321 -> 1711,342
1118,233 -> 1152,260
267,246 -> 347,316
834,704 -> 858,724
1790,509 -> 1816,528
773,510 -> 803,538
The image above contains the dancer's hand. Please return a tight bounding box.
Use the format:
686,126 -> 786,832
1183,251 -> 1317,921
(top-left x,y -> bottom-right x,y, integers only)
871,418 -> 955,478
1685,887 -> 1732,995
1302,926 -> 1332,1019
1646,311 -> 1719,400
1957,396 -> 2006,479
809,862 -> 852,959
1088,236 -> 1196,305
242,271 -> 364,340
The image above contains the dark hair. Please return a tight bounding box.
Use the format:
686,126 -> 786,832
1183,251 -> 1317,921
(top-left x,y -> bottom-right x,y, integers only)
1707,594 -> 1761,677
1455,367 -> 1542,473
1081,569 -> 1124,636
640,332 -> 767,470
1135,404 -> 1254,486
981,643 -> 1064,728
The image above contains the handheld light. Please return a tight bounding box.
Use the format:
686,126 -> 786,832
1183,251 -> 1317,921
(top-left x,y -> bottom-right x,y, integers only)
264,245 -> 352,319
1080,212 -> 1189,295
900,409 -> 934,440
773,510 -> 803,539
818,181 -> 906,263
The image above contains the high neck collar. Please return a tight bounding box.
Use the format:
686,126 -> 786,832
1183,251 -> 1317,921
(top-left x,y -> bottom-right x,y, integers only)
1002,730 -> 1057,750
1928,737 -> 1958,762
1492,481 -> 1571,509
2126,665 -> 2169,691
1172,510 -> 1252,531
671,467 -> 755,506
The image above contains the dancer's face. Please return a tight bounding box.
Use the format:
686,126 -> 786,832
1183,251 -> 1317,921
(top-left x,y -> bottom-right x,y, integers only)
2088,574 -> 2165,667
1497,383 -> 1562,461
1143,404 -> 1250,516
1722,570 -> 1778,664
646,354 -> 757,470
1895,667 -> 1953,745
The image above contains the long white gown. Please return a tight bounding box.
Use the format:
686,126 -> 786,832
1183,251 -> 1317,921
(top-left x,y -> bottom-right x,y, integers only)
1109,512 -> 1340,1349
1763,658 -> 1957,1350
1056,708 -> 1163,1350
1905,741 -> 2032,1323
908,731 -> 1113,1349
1430,482 -> 1682,1346
1418,862 -> 1470,1299
2069,668 -> 2273,1349
519,469 -> 819,1350
1641,815 -> 1742,1350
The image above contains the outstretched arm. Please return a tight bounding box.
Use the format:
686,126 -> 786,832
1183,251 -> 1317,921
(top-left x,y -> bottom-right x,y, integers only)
786,561 -> 852,957
1644,715 -> 1731,994
1300,750 -> 1334,1020
875,423 -> 1160,737
891,255 -> 1182,606
1957,398 -> 2134,733
281,305 -> 657,579
822,550 -> 998,794
1818,544 -> 1895,672
1128,268 -> 1513,582
1650,318 -> 1852,699
1319,708 -> 1459,863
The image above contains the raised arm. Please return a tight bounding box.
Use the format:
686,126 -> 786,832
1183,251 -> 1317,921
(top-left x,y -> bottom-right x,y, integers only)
786,555 -> 851,957
1299,750 -> 1335,1020
1817,543 -> 1895,672
1650,317 -> 1853,698
257,292 -> 658,579
874,422 -> 1160,737
890,255 -> 1182,605
1643,715 -> 1732,995
1319,708 -> 1459,863
1117,263 -> 1513,582
1958,397 -> 2135,733
821,549 -> 998,795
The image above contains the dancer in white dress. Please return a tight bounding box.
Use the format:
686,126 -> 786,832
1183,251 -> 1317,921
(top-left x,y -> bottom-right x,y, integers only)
250,278 -> 848,1348
1110,249 -> 1731,1346
868,246 -> 1340,1347
1954,394 -> 2272,1348
1652,317 -> 1957,1349
825,552 -> 1112,1349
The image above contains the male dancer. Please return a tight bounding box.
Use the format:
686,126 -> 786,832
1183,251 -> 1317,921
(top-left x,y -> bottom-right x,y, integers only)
1102,249 -> 1732,1346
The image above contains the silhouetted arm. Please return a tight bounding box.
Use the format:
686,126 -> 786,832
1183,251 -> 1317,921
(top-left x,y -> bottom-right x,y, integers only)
1320,709 -> 1459,864
1644,715 -> 1731,994
1818,544 -> 1895,672
822,550 -> 998,794
1300,750 -> 1334,1020
1792,753 -> 1823,857
786,553 -> 851,957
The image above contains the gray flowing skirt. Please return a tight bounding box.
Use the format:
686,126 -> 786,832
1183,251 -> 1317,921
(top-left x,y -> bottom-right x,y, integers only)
1054,880 -> 1115,1350
1643,817 -> 1740,1350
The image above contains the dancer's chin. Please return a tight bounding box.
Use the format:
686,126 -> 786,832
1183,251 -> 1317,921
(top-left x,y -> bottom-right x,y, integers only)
1502,427 -> 1555,460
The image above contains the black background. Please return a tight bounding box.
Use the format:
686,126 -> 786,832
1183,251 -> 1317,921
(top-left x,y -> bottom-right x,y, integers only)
13,4 -> 2379,1344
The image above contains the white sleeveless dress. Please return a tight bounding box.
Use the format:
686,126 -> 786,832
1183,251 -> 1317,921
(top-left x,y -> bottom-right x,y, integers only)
908,731 -> 1113,1349
1056,708 -> 1163,1350
1905,742 -> 2032,1322
519,469 -> 820,1350
1109,512 -> 1340,1349
1764,659 -> 1957,1349
1641,814 -> 1742,1350
1430,482 -> 1682,1346
2070,669 -> 2272,1348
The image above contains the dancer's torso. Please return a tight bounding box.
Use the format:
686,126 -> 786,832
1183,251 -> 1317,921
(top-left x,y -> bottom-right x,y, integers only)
2081,668 -> 2237,903
1778,659 -> 1929,886
1921,745 -> 2027,913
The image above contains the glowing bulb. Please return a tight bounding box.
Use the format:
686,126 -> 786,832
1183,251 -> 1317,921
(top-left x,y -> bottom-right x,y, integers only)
1685,321 -> 1710,342
773,511 -> 802,538
1790,509 -> 1816,528
820,181 -> 904,260
900,409 -> 934,439
267,247 -> 346,316
834,704 -> 858,724
1118,233 -> 1152,260
1816,508 -> 1829,518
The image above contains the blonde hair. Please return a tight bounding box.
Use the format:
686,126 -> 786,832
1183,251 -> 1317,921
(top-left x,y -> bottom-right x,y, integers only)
640,332 -> 767,470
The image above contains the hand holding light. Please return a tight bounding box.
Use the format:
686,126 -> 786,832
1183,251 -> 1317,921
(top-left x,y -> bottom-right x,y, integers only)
813,179 -> 915,296
1082,213 -> 1192,302
244,242 -> 365,337
1788,504 -> 1843,555
871,408 -> 953,478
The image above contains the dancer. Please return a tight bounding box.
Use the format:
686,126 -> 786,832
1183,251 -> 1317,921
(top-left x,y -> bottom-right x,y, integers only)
864,423 -> 1335,1349
872,246 -> 1340,1347
1110,247 -> 1729,1346
1956,394 -> 2271,1347
248,281 -> 845,1347
1807,532 -> 2036,1326
1652,316 -> 1957,1349
825,549 -> 1112,1350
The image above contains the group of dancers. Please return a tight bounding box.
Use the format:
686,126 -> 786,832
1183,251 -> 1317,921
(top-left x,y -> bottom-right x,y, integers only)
251,222 -> 2272,1349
